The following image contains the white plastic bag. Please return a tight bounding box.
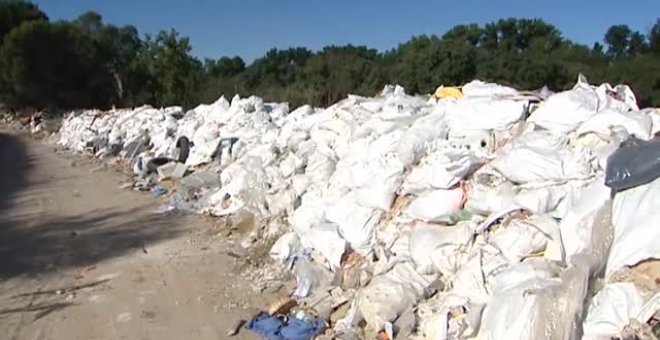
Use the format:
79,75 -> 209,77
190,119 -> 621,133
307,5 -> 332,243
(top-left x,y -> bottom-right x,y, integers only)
325,198 -> 382,256
577,109 -> 653,140
461,80 -> 518,97
269,232 -> 302,263
491,132 -> 593,184
465,174 -> 517,215
445,98 -> 528,131
357,262 -> 436,331
582,283 -> 645,339
293,257 -> 335,298
513,184 -> 569,214
299,223 -> 347,269
409,224 -> 473,276
405,188 -> 464,223
607,175 -> 660,277
528,86 -> 599,133
402,148 -> 481,194
353,154 -> 404,211
476,258 -> 588,340
306,151 -> 336,185
559,177 -> 613,271
291,201 -> 327,235
488,215 -> 559,264
397,113 -> 448,167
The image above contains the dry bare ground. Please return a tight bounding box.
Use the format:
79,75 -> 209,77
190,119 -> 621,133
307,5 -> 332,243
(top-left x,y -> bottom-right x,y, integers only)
0,129 -> 273,340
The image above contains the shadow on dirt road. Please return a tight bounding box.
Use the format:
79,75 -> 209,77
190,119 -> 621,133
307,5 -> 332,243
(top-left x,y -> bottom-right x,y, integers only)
0,132 -> 191,280
0,133 -> 33,215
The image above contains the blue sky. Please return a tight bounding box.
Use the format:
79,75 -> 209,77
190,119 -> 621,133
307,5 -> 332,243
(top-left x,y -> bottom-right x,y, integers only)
33,0 -> 659,63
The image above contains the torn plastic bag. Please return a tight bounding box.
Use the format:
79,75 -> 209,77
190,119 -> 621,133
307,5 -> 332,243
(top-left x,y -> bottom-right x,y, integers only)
357,262 -> 436,332
590,126 -> 631,172
465,173 -> 517,215
415,294 -> 484,340
409,224 -> 473,276
513,184 -> 569,214
582,282 -> 646,339
476,258 -> 588,340
595,82 -> 640,112
607,175 -> 660,278
305,151 -> 336,185
528,82 -> 600,133
292,256 -> 335,298
559,176 -> 612,261
290,201 -> 327,235
642,108 -> 660,135
325,198 -> 382,256
488,215 -> 559,264
266,188 -> 297,217
270,233 -> 302,264
396,113 -> 448,167
475,269 -> 558,339
577,109 -> 652,140
404,187 -> 464,224
605,137 -> 660,191
290,175 -> 310,197
402,148 -> 481,194
206,160 -> 269,218
448,243 -> 510,304
491,132 -> 594,184
488,258 -> 559,292
353,154 -> 404,211
299,223 -> 346,269
279,153 -> 304,178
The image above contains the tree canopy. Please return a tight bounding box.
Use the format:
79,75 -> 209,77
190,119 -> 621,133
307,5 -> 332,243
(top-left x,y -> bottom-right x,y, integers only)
0,1 -> 659,112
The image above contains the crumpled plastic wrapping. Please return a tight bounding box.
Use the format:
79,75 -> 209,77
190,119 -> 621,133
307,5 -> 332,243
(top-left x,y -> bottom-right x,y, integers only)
53,77 -> 660,339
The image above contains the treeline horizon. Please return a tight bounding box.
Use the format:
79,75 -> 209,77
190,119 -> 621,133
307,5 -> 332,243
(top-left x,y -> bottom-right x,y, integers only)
0,0 -> 659,113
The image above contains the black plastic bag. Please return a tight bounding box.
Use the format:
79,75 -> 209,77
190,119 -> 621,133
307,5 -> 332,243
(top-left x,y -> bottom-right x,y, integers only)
605,137 -> 660,191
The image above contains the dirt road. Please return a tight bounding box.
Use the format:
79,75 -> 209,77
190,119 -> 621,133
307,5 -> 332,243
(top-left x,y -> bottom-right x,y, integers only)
0,131 -> 270,340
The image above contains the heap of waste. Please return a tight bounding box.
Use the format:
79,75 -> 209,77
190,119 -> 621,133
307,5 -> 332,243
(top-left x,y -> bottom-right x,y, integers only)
53,75 -> 660,339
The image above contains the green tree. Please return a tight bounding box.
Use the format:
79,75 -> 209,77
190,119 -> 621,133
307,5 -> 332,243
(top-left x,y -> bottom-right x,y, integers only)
649,19 -> 660,54
73,11 -> 143,106
605,25 -> 632,58
442,24 -> 482,46
628,31 -> 648,55
144,29 -> 203,108
205,56 -> 245,78
298,45 -> 379,106
0,0 -> 47,44
0,21 -> 114,110
242,48 -> 312,88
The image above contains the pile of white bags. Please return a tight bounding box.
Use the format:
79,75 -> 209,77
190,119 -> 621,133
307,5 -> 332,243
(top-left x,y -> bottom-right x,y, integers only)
53,76 -> 660,339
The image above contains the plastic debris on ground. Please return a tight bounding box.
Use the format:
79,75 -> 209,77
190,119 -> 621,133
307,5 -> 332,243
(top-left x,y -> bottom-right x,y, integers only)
51,74 -> 660,339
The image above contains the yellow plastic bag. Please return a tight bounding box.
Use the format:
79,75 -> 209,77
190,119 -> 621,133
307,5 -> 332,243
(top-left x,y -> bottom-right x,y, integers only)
434,86 -> 463,99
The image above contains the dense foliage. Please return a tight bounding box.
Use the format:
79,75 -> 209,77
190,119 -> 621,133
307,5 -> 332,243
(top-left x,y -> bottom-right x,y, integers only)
0,1 -> 659,112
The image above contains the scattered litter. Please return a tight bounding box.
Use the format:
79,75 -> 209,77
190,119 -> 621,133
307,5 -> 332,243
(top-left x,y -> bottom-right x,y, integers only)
90,165 -> 105,172
51,75 -> 660,339
227,318 -> 247,337
151,186 -> 168,197
157,162 -> 188,180
246,309 -> 326,340
146,157 -> 172,174
119,182 -> 134,190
